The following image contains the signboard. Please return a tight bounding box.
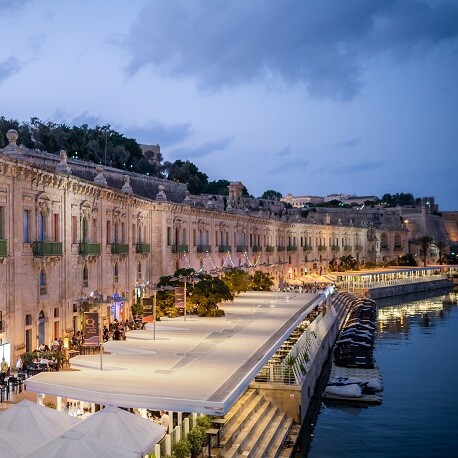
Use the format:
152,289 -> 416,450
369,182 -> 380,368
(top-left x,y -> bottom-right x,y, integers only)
175,287 -> 185,308
83,312 -> 99,346
142,297 -> 155,323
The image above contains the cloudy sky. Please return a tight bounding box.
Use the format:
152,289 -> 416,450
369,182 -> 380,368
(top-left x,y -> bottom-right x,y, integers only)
1,0 -> 457,209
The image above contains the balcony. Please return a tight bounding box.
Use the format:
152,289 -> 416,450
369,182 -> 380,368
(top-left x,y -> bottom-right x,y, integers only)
236,245 -> 248,253
78,242 -> 101,256
303,245 -> 313,252
355,245 -> 363,251
135,243 -> 151,254
0,239 -> 6,257
331,245 -> 340,252
276,246 -> 286,252
111,243 -> 129,255
287,246 -> 297,252
318,245 -> 327,252
197,245 -> 212,253
251,246 -> 262,252
266,246 -> 275,252
394,245 -> 403,252
32,241 -> 63,256
380,245 -> 389,252
171,245 -> 189,254
344,245 -> 352,252
218,245 -> 232,253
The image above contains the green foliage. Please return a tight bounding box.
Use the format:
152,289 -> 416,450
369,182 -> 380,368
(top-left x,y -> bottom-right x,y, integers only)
186,427 -> 206,457
131,301 -> 143,317
196,415 -> 212,429
338,255 -> 359,271
21,350 -> 63,367
250,270 -> 274,291
260,189 -> 282,200
397,254 -> 417,266
381,192 -> 416,207
188,277 -> 232,316
205,179 -> 231,195
222,268 -> 251,295
172,439 -> 191,458
164,159 -> 208,194
415,235 -> 434,267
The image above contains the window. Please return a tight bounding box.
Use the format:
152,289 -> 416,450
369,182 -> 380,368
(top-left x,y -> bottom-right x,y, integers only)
25,314 -> 32,326
114,262 -> 119,283
83,265 -> 88,287
53,307 -> 59,318
38,211 -> 45,241
71,216 -> 78,244
167,227 -> 172,245
39,269 -> 47,295
82,217 -> 88,242
52,213 -> 59,241
137,262 -> 142,280
0,206 -> 4,239
106,220 -> 111,244
23,209 -> 31,243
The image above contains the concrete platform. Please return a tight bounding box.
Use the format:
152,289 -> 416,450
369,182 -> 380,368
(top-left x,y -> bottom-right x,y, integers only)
25,291 -> 327,415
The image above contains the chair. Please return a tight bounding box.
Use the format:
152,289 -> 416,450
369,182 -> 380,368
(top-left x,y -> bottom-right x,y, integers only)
8,376 -> 19,394
0,382 -> 9,402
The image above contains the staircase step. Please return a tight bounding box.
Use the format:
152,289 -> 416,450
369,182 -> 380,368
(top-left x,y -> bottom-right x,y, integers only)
223,401 -> 272,458
256,415 -> 293,458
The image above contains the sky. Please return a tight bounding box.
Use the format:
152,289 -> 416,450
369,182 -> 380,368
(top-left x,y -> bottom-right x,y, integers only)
1,0 -> 457,210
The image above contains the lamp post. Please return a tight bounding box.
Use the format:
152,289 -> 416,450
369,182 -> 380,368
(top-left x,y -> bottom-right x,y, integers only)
88,291 -> 111,371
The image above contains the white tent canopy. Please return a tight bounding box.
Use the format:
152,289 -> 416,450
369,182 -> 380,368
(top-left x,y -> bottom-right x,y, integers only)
0,399 -> 80,447
23,429 -> 139,458
69,405 -> 166,455
0,426 -> 34,457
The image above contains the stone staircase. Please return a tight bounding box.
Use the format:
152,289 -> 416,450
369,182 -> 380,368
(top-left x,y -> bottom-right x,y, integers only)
209,388 -> 294,458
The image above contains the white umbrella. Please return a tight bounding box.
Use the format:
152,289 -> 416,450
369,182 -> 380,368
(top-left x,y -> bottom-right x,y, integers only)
0,399 -> 80,447
23,428 -> 139,458
69,405 -> 166,455
0,427 -> 34,457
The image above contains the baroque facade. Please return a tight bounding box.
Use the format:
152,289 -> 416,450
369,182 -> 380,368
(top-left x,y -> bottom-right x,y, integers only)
0,130 -> 409,361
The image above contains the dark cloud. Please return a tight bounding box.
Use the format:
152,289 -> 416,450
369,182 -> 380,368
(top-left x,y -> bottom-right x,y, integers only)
124,0 -> 458,100
270,157 -> 308,174
328,160 -> 387,174
123,121 -> 192,147
170,136 -> 234,159
0,57 -> 21,84
276,146 -> 292,157
328,137 -> 362,149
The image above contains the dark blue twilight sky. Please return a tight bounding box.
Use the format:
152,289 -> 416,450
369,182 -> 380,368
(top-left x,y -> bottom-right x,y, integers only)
1,0 -> 457,209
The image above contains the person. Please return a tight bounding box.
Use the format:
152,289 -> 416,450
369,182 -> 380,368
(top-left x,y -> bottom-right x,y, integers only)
15,356 -> 23,372
0,358 -> 8,376
158,410 -> 170,431
39,342 -> 46,351
52,338 -> 59,351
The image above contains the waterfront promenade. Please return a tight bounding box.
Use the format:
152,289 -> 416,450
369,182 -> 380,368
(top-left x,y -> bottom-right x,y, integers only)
25,291 -> 326,415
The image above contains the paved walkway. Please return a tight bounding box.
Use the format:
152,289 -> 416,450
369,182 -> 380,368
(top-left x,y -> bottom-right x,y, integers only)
25,291 -> 326,415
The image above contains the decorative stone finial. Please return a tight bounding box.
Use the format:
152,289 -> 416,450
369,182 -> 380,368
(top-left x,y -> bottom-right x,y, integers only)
156,185 -> 167,201
56,150 -> 72,174
94,165 -> 107,187
121,174 -> 133,194
1,129 -> 21,155
206,199 -> 214,209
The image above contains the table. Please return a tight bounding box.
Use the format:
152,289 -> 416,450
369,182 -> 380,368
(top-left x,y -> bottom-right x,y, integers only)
68,350 -> 80,358
205,428 -> 219,457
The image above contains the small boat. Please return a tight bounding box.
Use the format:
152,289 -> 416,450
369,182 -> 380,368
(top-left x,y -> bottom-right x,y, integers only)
442,293 -> 457,305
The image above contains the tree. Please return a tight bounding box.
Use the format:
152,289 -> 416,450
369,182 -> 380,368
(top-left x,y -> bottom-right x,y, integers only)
415,235 -> 433,267
260,189 -> 282,200
163,159 -> 209,194
205,179 -> 231,195
188,277 -> 232,316
338,255 -> 358,271
250,271 -> 274,291
222,268 -> 252,295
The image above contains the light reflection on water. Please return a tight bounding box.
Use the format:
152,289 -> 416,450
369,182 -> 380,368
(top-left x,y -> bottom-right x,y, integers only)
297,289 -> 458,458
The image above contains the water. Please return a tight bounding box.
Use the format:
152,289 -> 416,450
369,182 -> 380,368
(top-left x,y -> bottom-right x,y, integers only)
296,290 -> 458,458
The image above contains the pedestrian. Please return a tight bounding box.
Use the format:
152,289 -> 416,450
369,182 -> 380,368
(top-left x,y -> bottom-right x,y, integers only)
1,357 -> 9,378
158,410 -> 170,432
15,356 -> 23,372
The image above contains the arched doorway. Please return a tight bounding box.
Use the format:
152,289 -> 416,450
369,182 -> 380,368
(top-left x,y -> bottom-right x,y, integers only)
38,310 -> 46,346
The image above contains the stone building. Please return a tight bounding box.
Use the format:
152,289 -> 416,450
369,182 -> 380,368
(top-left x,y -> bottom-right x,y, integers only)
0,129 -> 409,361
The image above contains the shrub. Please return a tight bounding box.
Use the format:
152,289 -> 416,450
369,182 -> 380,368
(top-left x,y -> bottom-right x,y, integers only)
187,427 -> 207,457
172,439 -> 191,458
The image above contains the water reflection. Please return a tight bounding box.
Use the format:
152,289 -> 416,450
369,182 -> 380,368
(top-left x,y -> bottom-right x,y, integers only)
299,287 -> 458,458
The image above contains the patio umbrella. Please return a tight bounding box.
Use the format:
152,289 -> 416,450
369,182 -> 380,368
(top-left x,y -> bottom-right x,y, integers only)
0,399 -> 80,447
23,428 -> 138,458
69,405 -> 166,455
0,426 -> 34,457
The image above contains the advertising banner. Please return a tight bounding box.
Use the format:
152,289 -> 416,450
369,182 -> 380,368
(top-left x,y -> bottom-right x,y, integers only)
142,297 -> 155,323
83,312 -> 99,346
175,287 -> 185,308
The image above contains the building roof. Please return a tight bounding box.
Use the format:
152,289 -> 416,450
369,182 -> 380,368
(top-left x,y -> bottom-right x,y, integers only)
25,291 -> 326,415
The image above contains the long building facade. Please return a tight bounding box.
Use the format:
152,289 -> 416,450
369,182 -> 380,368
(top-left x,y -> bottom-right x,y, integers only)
0,129 -> 410,362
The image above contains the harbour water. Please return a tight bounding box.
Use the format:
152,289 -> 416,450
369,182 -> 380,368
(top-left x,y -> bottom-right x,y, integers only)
295,289 -> 458,457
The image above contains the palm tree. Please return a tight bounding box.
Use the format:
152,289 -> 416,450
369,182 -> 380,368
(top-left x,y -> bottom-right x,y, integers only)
416,235 -> 433,267
436,241 -> 447,264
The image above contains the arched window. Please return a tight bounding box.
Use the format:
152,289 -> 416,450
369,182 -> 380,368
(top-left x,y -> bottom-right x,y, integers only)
39,269 -> 47,295
83,265 -> 89,287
